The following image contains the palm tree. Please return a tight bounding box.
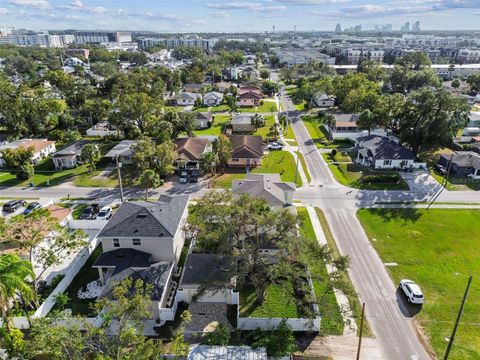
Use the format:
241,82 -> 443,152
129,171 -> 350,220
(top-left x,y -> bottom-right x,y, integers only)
138,169 -> 161,200
0,254 -> 34,319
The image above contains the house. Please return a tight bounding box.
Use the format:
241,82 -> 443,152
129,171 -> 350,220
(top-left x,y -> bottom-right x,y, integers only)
203,91 -> 223,106
232,173 -> 296,208
175,137 -> 211,171
228,135 -> 263,168
313,93 -> 335,108
64,57 -> 89,69
231,114 -> 258,133
195,112 -> 213,129
216,81 -> 233,93
355,135 -> 426,170
95,195 -> 190,268
176,92 -> 202,106
178,254 -> 236,304
241,67 -> 260,82
52,140 -> 89,170
238,85 -> 261,96
104,140 -> 137,164
86,122 -> 123,138
184,83 -> 203,93
0,138 -> 56,166
187,345 -> 267,360
438,152 -> 480,179
238,91 -> 262,107
325,113 -> 386,141
222,66 -> 239,81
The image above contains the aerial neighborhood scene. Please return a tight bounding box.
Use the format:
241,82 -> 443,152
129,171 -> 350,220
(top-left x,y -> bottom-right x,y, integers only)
1,1 -> 480,359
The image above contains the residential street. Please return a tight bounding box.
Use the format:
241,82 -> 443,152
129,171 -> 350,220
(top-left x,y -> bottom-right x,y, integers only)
280,88 -> 432,360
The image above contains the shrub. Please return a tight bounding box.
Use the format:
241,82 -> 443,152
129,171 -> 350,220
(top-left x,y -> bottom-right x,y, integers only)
362,174 -> 400,183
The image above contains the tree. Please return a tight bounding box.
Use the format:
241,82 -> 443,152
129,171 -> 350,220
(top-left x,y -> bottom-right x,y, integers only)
80,143 -> 101,173
261,80 -> 279,97
333,72 -> 380,109
116,92 -> 160,134
395,51 -> 432,70
451,78 -> 461,89
213,135 -> 232,173
200,151 -> 218,176
357,60 -> 387,82
357,93 -> 405,134
16,278 -> 166,360
280,66 -> 296,84
225,94 -> 238,113
250,320 -> 298,357
467,73 -> 480,92
1,147 -> 34,180
0,254 -> 34,319
448,64 -> 455,80
250,114 -> 265,129
133,138 -> 177,178
0,211 -> 85,299
260,68 -> 270,80
138,169 -> 161,200
171,310 -> 192,359
396,87 -> 470,155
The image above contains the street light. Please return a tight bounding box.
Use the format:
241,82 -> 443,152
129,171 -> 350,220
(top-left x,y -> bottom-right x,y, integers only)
444,273 -> 473,360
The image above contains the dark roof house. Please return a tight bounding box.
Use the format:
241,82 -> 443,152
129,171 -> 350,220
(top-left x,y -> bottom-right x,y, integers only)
230,135 -> 263,159
175,137 -> 210,161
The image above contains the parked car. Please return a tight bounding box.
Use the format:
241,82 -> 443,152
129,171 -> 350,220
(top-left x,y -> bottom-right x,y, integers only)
78,204 -> 100,220
189,170 -> 199,183
399,279 -> 425,304
267,141 -> 283,150
23,202 -> 42,215
434,164 -> 447,175
179,171 -> 189,184
96,206 -> 113,220
3,200 -> 27,213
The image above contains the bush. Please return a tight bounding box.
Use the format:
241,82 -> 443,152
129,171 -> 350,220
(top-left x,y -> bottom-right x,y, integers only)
330,149 -> 337,158
361,174 -> 400,184
17,163 -> 34,180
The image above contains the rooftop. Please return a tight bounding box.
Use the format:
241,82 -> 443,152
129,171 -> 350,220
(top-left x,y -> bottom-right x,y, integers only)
188,345 -> 267,360
230,135 -> 263,159
181,254 -> 234,286
357,135 -> 416,161
104,140 -> 137,158
176,137 -> 209,161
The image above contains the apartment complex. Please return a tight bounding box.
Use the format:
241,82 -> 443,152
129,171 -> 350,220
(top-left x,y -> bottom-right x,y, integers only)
74,31 -> 132,44
137,37 -> 217,52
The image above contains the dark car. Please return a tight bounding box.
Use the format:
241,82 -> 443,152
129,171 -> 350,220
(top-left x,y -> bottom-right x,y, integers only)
189,170 -> 199,183
23,202 -> 42,215
3,200 -> 27,213
78,204 -> 100,220
434,164 -> 447,175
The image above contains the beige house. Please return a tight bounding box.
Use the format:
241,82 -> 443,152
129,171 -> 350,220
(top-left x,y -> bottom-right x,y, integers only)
228,135 -> 263,168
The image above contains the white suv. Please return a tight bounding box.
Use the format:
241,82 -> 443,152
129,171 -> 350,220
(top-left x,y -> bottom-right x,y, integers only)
96,206 -> 113,220
400,279 -> 425,304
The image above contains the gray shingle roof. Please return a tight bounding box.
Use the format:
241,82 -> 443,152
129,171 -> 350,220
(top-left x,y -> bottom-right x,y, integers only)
188,345 -> 267,360
440,151 -> 480,168
53,140 -> 90,157
104,140 -> 137,158
98,195 -> 189,238
93,248 -> 153,274
181,254 -> 234,286
356,135 -> 416,161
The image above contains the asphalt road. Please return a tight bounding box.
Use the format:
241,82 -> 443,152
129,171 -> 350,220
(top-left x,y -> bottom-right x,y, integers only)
280,88 -> 432,360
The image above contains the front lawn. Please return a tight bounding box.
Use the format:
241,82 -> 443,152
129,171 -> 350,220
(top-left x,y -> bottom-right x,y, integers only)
209,170 -> 246,189
238,101 -> 277,113
252,151 -> 302,187
239,282 -> 300,318
322,151 -> 409,191
253,115 -> 276,139
357,209 -> 480,360
193,114 -> 230,136
302,116 -> 352,149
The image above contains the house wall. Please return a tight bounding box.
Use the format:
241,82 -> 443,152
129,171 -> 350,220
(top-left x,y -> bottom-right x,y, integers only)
177,286 -> 236,304
232,123 -> 255,133
177,97 -> 195,106
227,157 -> 262,167
315,99 -> 334,107
86,129 -> 123,138
373,159 -> 426,170
238,98 -> 259,107
101,237 -> 175,262
53,156 -> 78,169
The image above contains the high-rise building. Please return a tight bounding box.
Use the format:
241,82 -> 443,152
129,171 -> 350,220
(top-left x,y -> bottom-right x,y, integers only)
137,37 -> 217,52
74,31 -> 132,44
354,25 -> 362,32
335,23 -> 342,33
400,22 -> 410,32
383,24 -> 393,32
412,21 -> 421,32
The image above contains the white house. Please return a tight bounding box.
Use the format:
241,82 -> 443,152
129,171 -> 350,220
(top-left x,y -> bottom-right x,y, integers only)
324,113 -> 387,141
203,91 -> 223,106
355,135 -> 426,170
0,139 -> 56,167
176,92 -> 201,106
104,140 -> 137,164
195,112 -> 213,129
64,57 -> 89,69
312,93 -> 335,108
52,140 -> 90,170
86,122 -> 123,138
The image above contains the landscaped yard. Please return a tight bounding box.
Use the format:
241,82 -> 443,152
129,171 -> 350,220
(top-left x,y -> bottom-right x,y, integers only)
193,114 -> 231,136
238,101 -> 277,113
322,151 -> 409,191
253,115 -> 276,138
357,209 -> 480,360
195,104 -> 230,113
252,150 -> 303,187
239,282 -> 300,318
302,116 -> 351,149
297,207 -> 343,335
209,170 -> 246,189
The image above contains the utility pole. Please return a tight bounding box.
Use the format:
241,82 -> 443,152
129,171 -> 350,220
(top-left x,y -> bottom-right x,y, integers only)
444,275 -> 473,360
356,302 -> 365,360
116,155 -> 124,203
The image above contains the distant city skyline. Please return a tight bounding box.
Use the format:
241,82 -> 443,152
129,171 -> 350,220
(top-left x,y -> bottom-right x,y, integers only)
0,0 -> 479,32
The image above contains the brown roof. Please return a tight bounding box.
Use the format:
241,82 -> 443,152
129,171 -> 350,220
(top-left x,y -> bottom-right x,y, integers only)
239,86 -> 261,95
175,137 -> 209,161
239,91 -> 262,100
47,204 -> 71,223
335,121 -> 358,128
18,139 -> 55,153
230,135 -> 263,158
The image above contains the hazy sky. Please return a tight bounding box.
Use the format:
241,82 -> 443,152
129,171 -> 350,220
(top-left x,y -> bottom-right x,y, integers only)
0,0 -> 479,32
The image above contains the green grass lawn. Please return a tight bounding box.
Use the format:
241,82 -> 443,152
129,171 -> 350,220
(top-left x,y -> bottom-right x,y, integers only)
322,151 -> 409,191
357,209 -> 480,360
253,115 -> 276,138
252,151 -> 302,187
294,100 -> 307,111
193,114 -> 230,136
209,170 -> 246,189
240,282 -> 300,318
302,116 -> 352,150
430,171 -> 480,191
283,124 -> 298,146
296,151 -> 311,184
239,101 -> 277,113
297,207 -> 343,335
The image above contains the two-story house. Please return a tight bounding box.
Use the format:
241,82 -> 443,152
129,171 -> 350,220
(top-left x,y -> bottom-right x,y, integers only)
175,137 -> 212,171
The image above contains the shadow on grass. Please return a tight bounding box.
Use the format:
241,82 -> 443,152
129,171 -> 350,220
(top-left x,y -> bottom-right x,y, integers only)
367,208 -> 423,223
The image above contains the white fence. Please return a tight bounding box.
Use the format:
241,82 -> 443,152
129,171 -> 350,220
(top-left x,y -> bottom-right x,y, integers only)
86,129 -> 124,138
68,219 -> 108,230
237,316 -> 321,332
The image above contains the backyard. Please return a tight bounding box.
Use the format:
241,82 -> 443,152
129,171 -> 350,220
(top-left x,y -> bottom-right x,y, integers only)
253,115 -> 276,139
357,209 -> 480,360
322,151 -> 409,191
193,114 -> 230,136
238,101 -> 277,113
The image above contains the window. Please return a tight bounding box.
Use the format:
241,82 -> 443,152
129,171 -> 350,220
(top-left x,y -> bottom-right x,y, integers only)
113,239 -> 120,248
383,160 -> 392,166
132,238 -> 141,246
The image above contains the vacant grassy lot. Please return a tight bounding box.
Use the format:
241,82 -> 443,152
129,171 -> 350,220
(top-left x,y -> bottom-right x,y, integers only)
357,209 -> 480,360
302,116 -> 352,150
252,150 -> 302,187
193,114 -> 230,136
253,115 -> 276,138
239,101 -> 277,113
209,171 -> 246,189
195,104 -> 230,113
322,151 -> 409,191
297,207 -> 343,335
